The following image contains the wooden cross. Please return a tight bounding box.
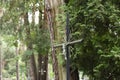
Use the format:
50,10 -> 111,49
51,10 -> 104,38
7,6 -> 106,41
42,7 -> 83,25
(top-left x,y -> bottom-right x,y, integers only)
54,39 -> 83,80
53,13 -> 83,80
45,1 -> 83,80
54,38 -> 83,80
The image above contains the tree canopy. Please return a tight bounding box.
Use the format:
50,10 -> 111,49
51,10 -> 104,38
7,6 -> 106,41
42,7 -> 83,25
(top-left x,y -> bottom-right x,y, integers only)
67,0 -> 120,79
0,0 -> 120,80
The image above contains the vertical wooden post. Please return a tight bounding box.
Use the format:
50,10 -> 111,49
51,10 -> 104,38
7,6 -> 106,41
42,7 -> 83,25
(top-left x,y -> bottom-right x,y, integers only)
65,12 -> 70,80
16,46 -> 19,80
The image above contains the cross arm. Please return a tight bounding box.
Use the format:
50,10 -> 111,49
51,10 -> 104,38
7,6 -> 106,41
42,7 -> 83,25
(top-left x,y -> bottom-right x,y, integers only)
53,39 -> 83,48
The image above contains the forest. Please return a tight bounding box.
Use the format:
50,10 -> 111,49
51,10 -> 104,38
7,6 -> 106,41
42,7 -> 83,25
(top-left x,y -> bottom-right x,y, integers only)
0,0 -> 120,80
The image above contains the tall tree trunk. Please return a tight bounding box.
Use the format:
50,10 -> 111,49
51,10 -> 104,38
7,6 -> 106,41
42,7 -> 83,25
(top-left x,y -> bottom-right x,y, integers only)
16,47 -> 19,80
24,12 -> 37,80
37,3 -> 43,80
41,55 -> 48,80
38,54 -> 42,80
25,36 -> 38,80
27,43 -> 37,80
37,3 -> 48,80
45,0 -> 59,80
43,55 -> 48,80
38,53 -> 48,80
70,68 -> 79,80
0,44 -> 2,80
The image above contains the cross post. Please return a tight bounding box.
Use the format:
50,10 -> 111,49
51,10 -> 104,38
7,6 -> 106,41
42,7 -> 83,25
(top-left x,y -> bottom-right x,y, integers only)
53,12 -> 83,80
65,12 -> 70,80
54,39 -> 83,80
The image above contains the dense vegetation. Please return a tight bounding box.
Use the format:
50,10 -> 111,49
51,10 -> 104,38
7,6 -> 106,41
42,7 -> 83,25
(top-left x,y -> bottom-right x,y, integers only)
68,0 -> 120,79
0,0 -> 120,80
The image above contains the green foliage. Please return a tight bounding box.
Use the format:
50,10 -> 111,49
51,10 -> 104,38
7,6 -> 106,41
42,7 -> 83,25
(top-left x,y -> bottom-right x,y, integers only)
67,0 -> 120,79
0,0 -> 50,79
0,0 -> 50,52
32,29 -> 50,54
1,35 -> 28,79
24,50 -> 33,56
1,39 -> 16,78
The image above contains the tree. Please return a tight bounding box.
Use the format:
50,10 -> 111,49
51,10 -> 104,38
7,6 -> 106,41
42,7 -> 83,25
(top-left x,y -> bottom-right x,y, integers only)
67,0 -> 120,79
0,41 -> 2,80
2,0 -> 120,80
45,0 -> 59,79
0,0 -> 51,79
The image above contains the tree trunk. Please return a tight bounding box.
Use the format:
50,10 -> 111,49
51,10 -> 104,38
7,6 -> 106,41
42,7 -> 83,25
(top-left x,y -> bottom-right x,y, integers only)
27,45 -> 37,80
37,3 -> 48,80
0,45 -> 2,80
16,47 -> 19,80
38,54 -> 42,80
24,12 -> 37,80
38,54 -> 48,80
70,68 -> 79,80
45,0 -> 59,80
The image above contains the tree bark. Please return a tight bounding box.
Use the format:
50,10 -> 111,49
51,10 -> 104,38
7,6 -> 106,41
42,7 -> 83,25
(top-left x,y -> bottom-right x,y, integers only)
29,54 -> 37,80
16,47 -> 19,80
27,43 -> 37,80
37,3 -> 48,80
38,54 -> 48,80
45,0 -> 59,80
0,44 -> 2,80
38,54 -> 42,80
70,68 -> 79,80
24,12 -> 37,80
